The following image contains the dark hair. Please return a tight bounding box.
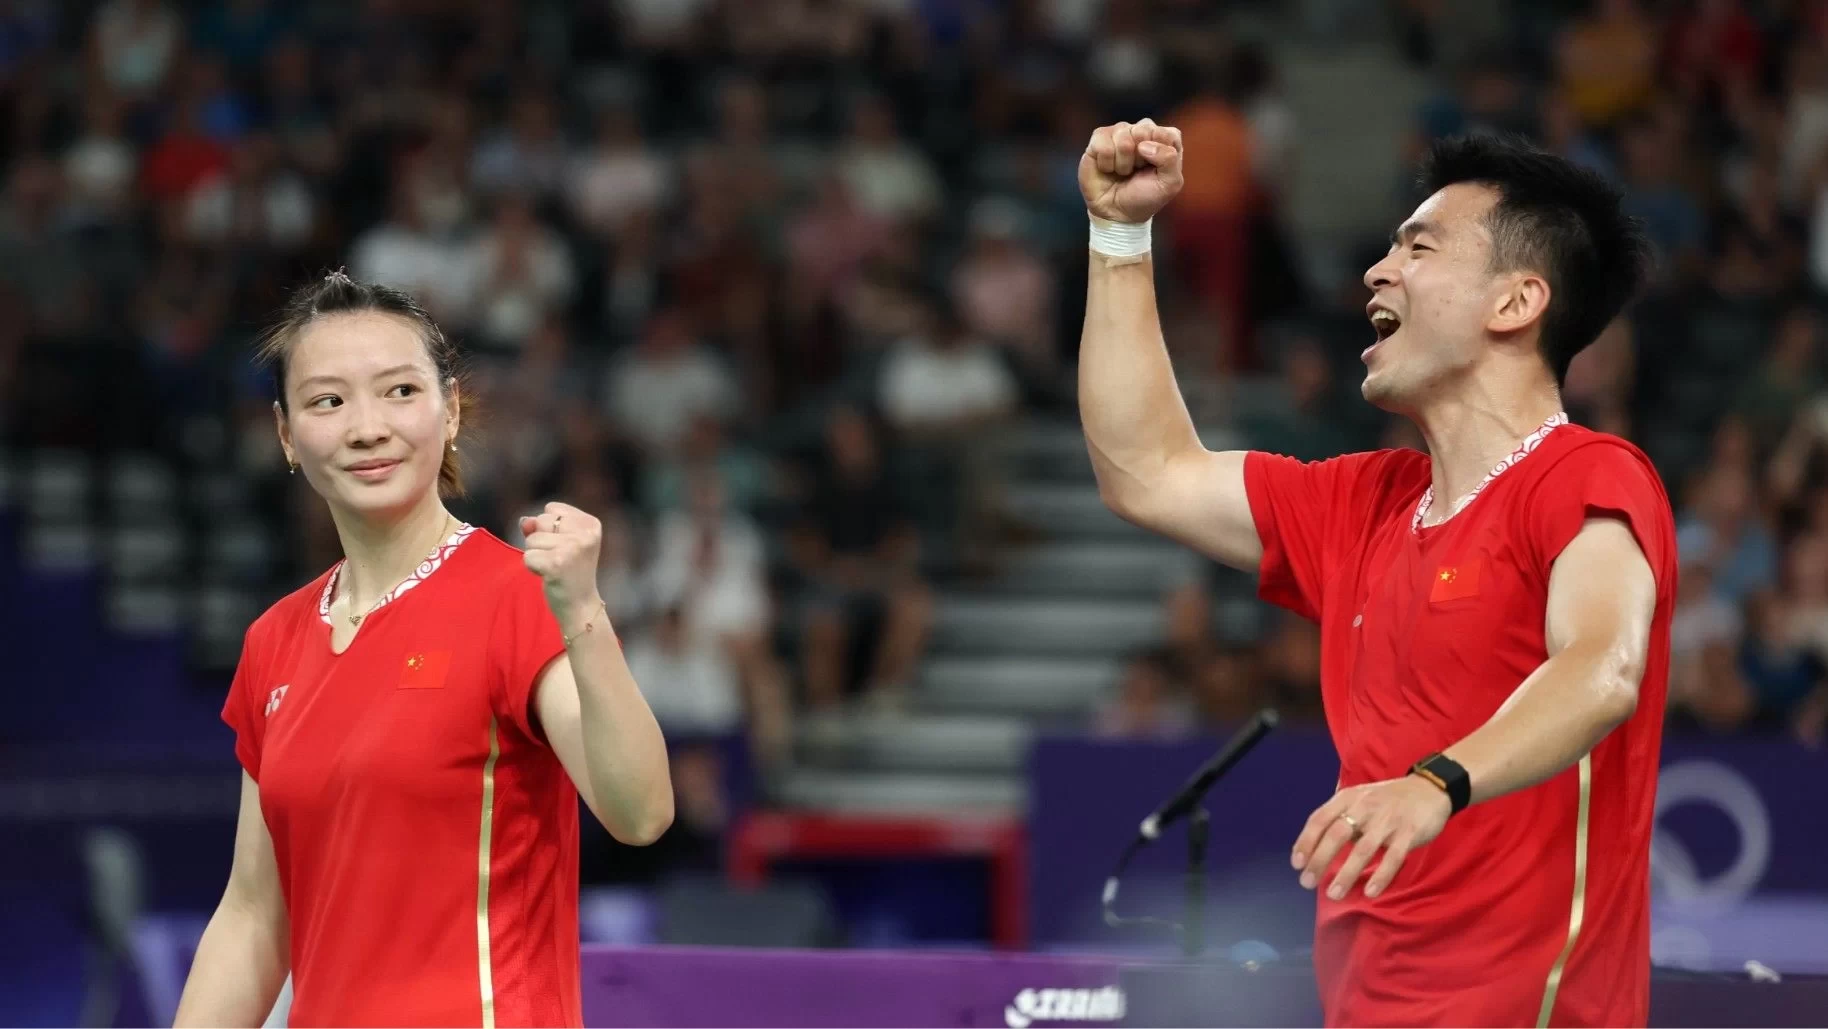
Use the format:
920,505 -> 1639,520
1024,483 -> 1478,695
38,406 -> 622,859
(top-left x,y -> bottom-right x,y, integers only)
257,271 -> 470,496
1417,134 -> 1652,387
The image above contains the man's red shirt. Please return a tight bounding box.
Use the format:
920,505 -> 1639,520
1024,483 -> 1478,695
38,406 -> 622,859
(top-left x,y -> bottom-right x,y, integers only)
222,527 -> 580,1027
1244,419 -> 1677,1027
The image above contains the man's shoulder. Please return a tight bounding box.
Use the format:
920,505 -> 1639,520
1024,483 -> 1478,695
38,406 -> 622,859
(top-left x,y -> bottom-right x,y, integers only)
1353,445 -> 1433,477
1544,421 -> 1654,460
1254,445 -> 1431,477
1530,425 -> 1671,502
1318,446 -> 1434,497
1509,425 -> 1680,574
1247,445 -> 1431,499
1245,446 -> 1432,535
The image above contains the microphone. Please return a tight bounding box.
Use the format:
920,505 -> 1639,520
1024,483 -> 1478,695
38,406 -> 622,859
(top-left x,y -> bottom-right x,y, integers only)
1137,708 -> 1278,841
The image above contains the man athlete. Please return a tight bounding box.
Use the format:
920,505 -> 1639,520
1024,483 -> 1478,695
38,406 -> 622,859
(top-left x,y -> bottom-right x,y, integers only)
1078,121 -> 1676,1027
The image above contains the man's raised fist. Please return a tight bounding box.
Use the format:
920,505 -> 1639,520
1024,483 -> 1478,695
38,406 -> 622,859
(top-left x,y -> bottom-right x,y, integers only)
1079,118 -> 1185,225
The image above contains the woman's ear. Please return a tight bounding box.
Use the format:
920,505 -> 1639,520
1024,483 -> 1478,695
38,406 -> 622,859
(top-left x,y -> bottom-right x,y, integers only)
273,400 -> 296,468
445,376 -> 462,443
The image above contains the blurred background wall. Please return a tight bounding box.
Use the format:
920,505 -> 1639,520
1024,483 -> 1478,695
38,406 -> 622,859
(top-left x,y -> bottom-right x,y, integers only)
3,0 -> 1827,1023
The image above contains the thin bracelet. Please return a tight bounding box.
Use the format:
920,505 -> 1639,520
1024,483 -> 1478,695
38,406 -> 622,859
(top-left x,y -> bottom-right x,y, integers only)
563,600 -> 609,648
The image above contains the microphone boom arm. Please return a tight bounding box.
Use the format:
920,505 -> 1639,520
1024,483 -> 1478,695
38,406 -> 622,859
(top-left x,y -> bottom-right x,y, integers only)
1102,709 -> 1280,936
1137,709 -> 1279,841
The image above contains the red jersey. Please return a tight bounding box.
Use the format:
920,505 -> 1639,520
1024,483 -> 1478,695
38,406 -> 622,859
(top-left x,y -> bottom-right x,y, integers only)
222,526 -> 581,1027
1244,417 -> 1676,1028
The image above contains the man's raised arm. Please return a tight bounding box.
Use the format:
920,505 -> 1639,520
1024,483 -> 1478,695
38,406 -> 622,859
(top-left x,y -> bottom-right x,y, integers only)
1077,119 -> 1261,570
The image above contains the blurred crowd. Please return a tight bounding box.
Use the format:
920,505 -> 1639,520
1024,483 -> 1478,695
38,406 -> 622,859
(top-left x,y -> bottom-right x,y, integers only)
3,0 -> 1827,833
0,0 -> 1293,775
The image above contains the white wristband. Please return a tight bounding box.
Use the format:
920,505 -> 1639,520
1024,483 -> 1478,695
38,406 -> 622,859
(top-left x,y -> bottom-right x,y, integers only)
1088,214 -> 1152,259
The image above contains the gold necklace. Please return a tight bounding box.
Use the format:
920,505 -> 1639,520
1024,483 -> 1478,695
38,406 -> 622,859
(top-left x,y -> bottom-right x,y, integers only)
344,515 -> 457,627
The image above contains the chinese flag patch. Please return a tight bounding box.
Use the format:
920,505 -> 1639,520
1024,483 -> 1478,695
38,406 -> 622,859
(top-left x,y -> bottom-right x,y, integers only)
1430,560 -> 1481,603
399,650 -> 452,689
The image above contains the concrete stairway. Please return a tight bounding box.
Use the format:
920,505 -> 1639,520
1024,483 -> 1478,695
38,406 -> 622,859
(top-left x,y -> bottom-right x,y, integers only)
776,418 -> 1240,814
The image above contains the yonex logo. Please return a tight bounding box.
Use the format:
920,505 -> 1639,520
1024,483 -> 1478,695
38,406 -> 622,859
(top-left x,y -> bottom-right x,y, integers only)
265,684 -> 289,717
1003,987 -> 1124,1029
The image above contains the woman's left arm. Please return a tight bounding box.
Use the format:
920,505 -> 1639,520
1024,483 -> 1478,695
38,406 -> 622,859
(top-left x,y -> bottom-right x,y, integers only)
523,502 -> 674,845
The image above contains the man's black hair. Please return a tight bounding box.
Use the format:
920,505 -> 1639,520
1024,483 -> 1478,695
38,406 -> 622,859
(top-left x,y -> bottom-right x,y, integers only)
1417,134 -> 1652,387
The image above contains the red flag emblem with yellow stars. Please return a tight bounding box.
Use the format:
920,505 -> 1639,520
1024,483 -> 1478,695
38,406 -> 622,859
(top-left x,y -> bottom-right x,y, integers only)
398,650 -> 452,690
1429,560 -> 1481,603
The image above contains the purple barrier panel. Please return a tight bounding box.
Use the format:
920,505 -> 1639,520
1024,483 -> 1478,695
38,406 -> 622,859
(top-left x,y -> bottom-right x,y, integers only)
1652,896 -> 1828,974
1027,730 -> 1337,949
1116,964 -> 1322,1027
580,946 -> 1828,1029
1649,738 -> 1828,896
1648,973 -> 1828,1028
1118,963 -> 1828,1028
580,945 -> 1122,1028
110,933 -> 1828,1028
1029,730 -> 1828,955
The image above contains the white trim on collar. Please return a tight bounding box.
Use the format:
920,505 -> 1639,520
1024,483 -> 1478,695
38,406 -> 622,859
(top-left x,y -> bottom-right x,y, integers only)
318,523 -> 476,626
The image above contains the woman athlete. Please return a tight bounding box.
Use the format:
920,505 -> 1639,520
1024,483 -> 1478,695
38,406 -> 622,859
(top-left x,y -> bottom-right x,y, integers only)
173,273 -> 673,1027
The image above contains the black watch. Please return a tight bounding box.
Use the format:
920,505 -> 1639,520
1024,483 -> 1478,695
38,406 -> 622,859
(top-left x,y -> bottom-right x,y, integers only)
1411,753 -> 1471,815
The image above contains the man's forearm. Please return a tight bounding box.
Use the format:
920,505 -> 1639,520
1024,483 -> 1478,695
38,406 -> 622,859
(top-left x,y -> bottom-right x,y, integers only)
1443,642 -> 1640,806
173,903 -> 288,1027
1078,253 -> 1204,510
567,620 -> 674,844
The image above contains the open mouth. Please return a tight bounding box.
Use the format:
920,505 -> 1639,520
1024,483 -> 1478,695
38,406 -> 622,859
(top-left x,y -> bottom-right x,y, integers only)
1369,308 -> 1401,342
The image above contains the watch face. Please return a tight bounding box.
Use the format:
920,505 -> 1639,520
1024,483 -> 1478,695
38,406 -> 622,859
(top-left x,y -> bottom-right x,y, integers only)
1418,755 -> 1470,811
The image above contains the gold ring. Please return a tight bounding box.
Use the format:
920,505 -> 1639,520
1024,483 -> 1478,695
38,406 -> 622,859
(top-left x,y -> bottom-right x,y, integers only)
1340,814 -> 1362,838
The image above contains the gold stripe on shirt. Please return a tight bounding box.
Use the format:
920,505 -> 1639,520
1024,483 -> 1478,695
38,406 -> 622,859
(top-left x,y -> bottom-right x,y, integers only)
1536,754 -> 1592,1027
477,717 -> 501,1029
